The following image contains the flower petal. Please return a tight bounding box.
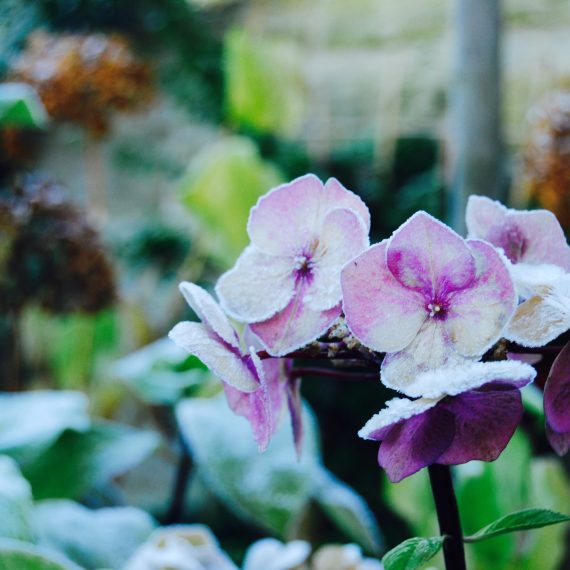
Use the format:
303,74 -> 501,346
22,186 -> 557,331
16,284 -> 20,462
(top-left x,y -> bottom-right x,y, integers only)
544,341 -> 570,435
168,322 -> 258,392
324,178 -> 371,231
546,423 -> 570,457
403,361 -> 536,399
466,195 -> 506,239
387,211 -> 476,297
437,386 -> 523,465
445,239 -> 516,356
305,208 -> 370,311
286,375 -> 304,458
179,282 -> 240,349
341,242 -> 426,353
250,285 -> 341,356
216,245 -> 296,323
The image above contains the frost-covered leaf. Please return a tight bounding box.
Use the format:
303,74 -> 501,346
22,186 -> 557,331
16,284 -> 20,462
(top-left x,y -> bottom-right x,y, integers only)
0,83 -> 48,128
382,537 -> 444,570
22,422 -> 159,500
313,471 -> 382,554
0,457 -> 33,541
0,391 -> 89,465
0,538 -> 81,570
32,500 -> 155,570
176,395 -> 319,536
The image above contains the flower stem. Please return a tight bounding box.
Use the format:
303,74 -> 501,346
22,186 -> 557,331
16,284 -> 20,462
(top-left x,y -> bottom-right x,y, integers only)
165,433 -> 193,524
428,465 -> 467,570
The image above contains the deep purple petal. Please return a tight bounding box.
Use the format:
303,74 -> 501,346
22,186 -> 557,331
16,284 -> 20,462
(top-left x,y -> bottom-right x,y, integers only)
544,341 -> 570,434
546,422 -> 570,456
286,376 -> 304,458
438,388 -> 523,465
378,406 -> 455,483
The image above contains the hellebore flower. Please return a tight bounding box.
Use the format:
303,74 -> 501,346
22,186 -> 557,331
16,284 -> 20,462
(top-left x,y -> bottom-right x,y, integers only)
341,212 -> 516,391
169,282 -> 302,452
358,361 -> 536,482
544,342 -> 570,456
216,174 -> 370,356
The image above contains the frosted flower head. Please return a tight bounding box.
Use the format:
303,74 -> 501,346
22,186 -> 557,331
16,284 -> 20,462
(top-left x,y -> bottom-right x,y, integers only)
216,174 -> 370,356
544,342 -> 570,456
466,195 -> 570,270
311,544 -> 383,570
169,282 -> 301,452
358,361 -> 536,482
242,538 -> 311,570
341,212 -> 516,391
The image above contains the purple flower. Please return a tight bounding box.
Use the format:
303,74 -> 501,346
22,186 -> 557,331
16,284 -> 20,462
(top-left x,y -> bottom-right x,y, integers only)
341,212 -> 516,392
544,341 -> 570,456
358,361 -> 536,482
169,282 -> 302,452
216,174 -> 370,356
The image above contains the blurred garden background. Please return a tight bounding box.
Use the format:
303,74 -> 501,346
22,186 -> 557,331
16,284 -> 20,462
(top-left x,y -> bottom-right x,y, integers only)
0,0 -> 570,568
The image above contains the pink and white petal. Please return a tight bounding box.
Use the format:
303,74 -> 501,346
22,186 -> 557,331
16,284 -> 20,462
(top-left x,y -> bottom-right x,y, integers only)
358,397 -> 441,440
381,320 -> 471,394
387,211 -> 476,297
445,240 -> 516,357
305,208 -> 370,312
465,195 -> 506,240
403,361 -> 536,399
179,282 -> 239,349
544,342 -> 570,435
250,287 -> 341,356
216,245 -> 296,323
168,321 -> 258,392
512,209 -> 570,270
341,242 -> 426,353
323,178 -> 371,231
247,174 -> 323,256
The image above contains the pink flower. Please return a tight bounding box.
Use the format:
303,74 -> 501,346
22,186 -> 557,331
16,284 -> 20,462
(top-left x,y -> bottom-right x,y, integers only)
169,282 -> 302,452
341,212 -> 516,392
216,174 -> 370,356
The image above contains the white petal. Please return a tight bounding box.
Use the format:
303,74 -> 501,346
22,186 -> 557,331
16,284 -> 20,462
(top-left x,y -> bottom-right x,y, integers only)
242,539 -> 311,570
509,262 -> 567,299
216,245 -> 296,323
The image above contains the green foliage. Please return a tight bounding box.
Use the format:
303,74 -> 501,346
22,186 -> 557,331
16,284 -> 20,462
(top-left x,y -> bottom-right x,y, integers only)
382,537 -> 444,570
0,83 -> 47,129
0,539 -> 81,570
179,136 -> 283,265
0,457 -> 33,542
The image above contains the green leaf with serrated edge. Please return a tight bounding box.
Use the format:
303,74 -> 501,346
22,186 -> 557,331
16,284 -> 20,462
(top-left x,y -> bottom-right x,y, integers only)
0,538 -> 81,570
464,509 -> 570,543
382,537 -> 444,570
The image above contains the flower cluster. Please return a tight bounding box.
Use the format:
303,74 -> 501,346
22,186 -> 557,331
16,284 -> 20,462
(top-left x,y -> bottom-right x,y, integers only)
170,174 -> 570,482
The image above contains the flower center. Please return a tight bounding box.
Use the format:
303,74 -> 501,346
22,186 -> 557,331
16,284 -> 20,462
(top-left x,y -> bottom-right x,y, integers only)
426,300 -> 447,320
293,254 -> 314,280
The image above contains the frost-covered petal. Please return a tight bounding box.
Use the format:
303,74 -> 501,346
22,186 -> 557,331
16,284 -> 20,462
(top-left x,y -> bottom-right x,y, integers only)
216,245 -> 296,323
179,282 -> 239,349
324,177 -> 371,231
387,211 -> 476,297
341,242 -> 426,353
250,284 -> 341,356
465,195 -> 505,239
437,386 -> 523,465
381,320 -> 470,393
242,538 -> 311,570
445,240 -> 516,356
544,342 -> 570,435
378,406 -> 455,483
305,208 -> 370,311
403,360 -> 536,399
509,263 -> 566,299
168,322 -> 258,392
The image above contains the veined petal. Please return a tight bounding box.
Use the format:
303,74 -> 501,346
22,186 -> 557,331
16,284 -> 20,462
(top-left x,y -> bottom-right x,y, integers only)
305,208 -> 370,312
438,387 -> 523,465
216,245 -> 296,323
168,322 -> 258,392
544,342 -> 570,435
381,320 -> 471,393
387,211 -> 476,297
179,282 -> 239,349
341,242 -> 426,353
250,285 -> 340,356
403,361 -> 536,399
323,178 -> 371,231
445,240 -> 516,357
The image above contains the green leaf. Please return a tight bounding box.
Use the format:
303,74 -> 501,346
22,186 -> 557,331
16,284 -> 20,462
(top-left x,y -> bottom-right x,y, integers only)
21,422 -> 159,500
32,500 -> 155,570
176,395 -> 319,536
0,83 -> 48,129
313,470 -> 382,554
382,537 -> 444,570
465,508 -> 570,543
0,457 -> 33,541
0,538 -> 81,570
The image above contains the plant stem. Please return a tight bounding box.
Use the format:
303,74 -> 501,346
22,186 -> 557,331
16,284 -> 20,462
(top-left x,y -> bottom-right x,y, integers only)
290,367 -> 378,381
428,464 -> 467,570
165,434 -> 193,524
